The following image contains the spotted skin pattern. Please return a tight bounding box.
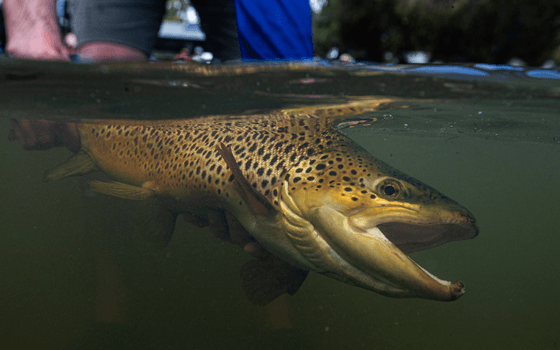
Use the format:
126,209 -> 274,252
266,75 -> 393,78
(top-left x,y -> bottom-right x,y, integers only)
79,110 -> 457,218
80,116 -> 367,207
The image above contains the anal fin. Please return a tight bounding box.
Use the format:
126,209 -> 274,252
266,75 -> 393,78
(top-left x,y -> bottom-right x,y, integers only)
240,255 -> 309,307
43,150 -> 98,182
90,180 -> 177,246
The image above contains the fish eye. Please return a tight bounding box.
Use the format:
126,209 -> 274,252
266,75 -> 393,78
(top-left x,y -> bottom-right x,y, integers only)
384,185 -> 397,196
378,180 -> 401,199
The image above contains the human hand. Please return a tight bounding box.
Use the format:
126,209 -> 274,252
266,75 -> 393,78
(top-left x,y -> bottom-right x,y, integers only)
9,119 -> 80,151
184,209 -> 266,258
3,0 -> 70,61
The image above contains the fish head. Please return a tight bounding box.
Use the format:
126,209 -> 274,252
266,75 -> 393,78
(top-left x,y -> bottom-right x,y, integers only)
279,149 -> 478,301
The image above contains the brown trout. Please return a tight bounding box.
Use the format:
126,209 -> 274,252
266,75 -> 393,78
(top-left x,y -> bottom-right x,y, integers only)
34,103 -> 478,305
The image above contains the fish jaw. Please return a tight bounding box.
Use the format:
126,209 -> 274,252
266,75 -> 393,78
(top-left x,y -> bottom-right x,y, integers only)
307,205 -> 466,301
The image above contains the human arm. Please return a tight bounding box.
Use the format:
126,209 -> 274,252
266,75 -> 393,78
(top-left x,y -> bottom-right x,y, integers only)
3,0 -> 69,60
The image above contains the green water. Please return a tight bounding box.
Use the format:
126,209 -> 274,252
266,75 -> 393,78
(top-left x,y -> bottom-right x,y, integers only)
0,61 -> 559,350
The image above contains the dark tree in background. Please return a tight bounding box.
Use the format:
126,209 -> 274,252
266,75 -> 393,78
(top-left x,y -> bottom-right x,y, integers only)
313,0 -> 560,66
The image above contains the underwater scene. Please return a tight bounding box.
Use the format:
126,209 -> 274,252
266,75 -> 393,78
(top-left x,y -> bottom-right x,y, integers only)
0,60 -> 559,350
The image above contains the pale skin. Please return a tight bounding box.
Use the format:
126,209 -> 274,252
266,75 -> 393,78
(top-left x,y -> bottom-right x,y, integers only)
3,0 -> 69,60
3,0 -> 146,61
3,0 -> 263,256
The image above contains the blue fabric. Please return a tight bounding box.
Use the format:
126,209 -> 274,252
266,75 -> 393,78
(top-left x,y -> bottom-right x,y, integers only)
234,0 -> 313,60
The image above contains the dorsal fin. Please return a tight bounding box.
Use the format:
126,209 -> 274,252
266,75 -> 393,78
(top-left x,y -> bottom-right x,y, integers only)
216,142 -> 277,217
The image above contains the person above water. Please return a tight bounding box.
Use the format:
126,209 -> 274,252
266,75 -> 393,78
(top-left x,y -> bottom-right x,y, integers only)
1,0 -> 266,254
2,0 -> 313,62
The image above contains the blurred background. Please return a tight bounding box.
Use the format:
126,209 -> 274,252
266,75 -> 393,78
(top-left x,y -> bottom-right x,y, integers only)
0,0 -> 558,66
312,0 -> 560,66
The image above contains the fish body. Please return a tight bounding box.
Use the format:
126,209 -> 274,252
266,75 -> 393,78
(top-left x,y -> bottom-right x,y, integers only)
43,111 -> 478,303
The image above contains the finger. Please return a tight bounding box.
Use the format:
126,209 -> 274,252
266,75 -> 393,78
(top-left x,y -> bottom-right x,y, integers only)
10,119 -> 36,149
225,211 -> 251,246
207,208 -> 230,241
56,122 -> 81,152
243,241 -> 266,259
9,119 -> 62,150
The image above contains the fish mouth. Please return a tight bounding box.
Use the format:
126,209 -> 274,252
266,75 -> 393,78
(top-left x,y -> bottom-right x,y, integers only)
378,222 -> 478,254
349,206 -> 479,254
303,205 -> 477,301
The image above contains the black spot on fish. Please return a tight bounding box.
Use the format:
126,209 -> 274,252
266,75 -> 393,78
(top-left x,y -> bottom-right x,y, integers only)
290,153 -> 297,162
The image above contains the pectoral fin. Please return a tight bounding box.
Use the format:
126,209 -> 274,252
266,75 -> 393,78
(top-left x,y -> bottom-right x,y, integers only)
216,142 -> 277,217
240,255 -> 309,307
43,150 -> 98,182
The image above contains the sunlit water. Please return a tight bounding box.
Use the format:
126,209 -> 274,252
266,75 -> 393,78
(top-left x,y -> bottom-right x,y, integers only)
0,60 -> 559,350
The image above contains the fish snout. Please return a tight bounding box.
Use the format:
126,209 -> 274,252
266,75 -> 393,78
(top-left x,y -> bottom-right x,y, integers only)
450,281 -> 465,300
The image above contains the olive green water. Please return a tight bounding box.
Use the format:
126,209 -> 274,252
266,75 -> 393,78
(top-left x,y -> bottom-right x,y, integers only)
0,61 -> 559,350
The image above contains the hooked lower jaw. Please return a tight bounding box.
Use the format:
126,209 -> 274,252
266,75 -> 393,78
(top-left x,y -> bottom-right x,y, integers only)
357,225 -> 466,301
309,207 -> 467,301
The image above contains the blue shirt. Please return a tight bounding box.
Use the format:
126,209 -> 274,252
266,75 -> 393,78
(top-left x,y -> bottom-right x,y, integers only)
234,0 -> 313,60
